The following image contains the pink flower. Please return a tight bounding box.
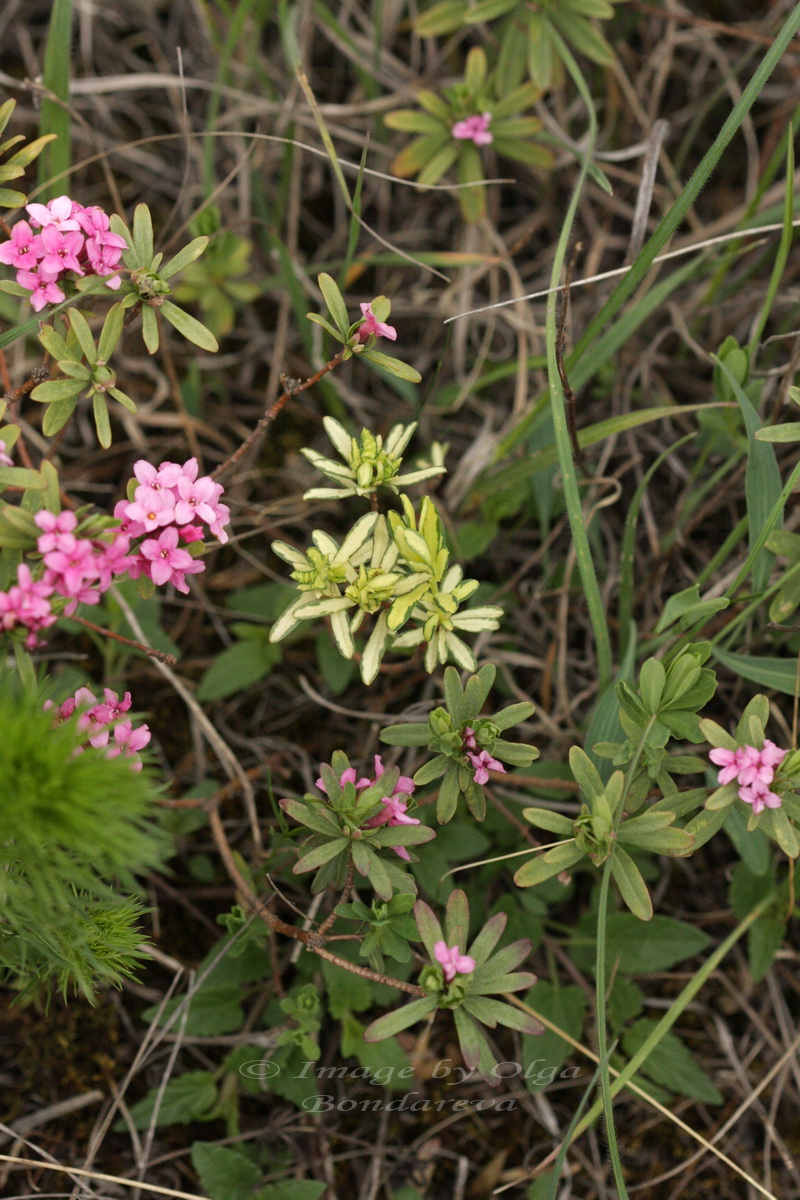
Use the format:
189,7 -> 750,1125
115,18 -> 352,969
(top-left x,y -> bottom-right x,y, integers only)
16,267 -> 65,311
316,765 -> 372,794
94,532 -> 135,591
451,112 -> 493,146
124,490 -> 177,532
709,746 -> 748,786
739,781 -> 783,815
113,498 -> 146,539
174,473 -> 219,526
466,748 -> 506,786
356,302 -> 397,343
26,195 -> 81,231
0,439 -> 13,468
178,524 -> 205,544
433,941 -> 476,983
38,225 -> 85,277
35,508 -> 79,552
0,220 -> 43,269
139,525 -> 203,592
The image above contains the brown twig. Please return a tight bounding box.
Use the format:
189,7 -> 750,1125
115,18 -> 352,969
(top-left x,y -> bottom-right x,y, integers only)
71,615 -> 178,665
211,349 -> 348,482
207,804 -> 426,997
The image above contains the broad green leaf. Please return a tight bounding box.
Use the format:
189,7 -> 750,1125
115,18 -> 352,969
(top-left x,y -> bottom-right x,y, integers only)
191,1143 -> 260,1200
363,997 -> 437,1041
132,202 -> 154,263
317,272 -> 350,334
160,235 -> 209,280
610,847 -> 653,920
160,300 -> 219,351
359,348 -> 422,382
711,647 -> 800,696
30,379 -> 84,404
622,1019 -> 723,1104
196,639 -> 281,701
93,393 -> 112,448
568,913 -> 710,974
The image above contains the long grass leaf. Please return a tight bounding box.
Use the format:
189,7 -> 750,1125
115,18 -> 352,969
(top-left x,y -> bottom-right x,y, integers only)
569,4 -> 800,367
748,118 -> 795,362
38,0 -> 73,200
714,354 -> 782,593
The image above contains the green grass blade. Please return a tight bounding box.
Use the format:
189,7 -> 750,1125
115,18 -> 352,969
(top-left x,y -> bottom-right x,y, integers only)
714,354 -> 782,593
530,30 -> 613,688
569,3 -> 800,368
618,434 -> 695,661
748,117 -> 795,362
38,0 -> 73,200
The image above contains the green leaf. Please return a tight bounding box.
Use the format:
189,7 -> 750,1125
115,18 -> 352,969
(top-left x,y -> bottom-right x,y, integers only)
93,393 -> 112,449
196,639 -> 282,701
363,996 -> 438,1042
115,1071 -> 217,1130
568,914 -> 710,974
42,396 -> 77,435
159,299 -> 219,351
522,807 -> 575,836
711,647 -> 800,696
513,840 -> 583,888
254,1184 -> 326,1200
66,309 -> 97,364
97,303 -> 125,361
622,1019 -> 723,1104
756,421 -> 800,443
142,304 -> 159,354
569,745 -> 604,801
715,351 -> 782,592
359,348 -> 422,383
610,847 -> 653,921
30,379 -> 85,404
160,235 -> 209,280
132,203 -> 154,263
521,981 -> 586,1093
191,1143 -> 261,1200
317,272 -> 350,335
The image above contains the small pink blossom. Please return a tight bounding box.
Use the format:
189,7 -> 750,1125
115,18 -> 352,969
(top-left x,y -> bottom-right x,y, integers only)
433,940 -> 476,983
466,748 -> 506,786
124,490 -> 177,532
451,112 -> 493,146
139,525 -> 202,591
739,781 -> 783,815
16,267 -> 65,311
357,302 -> 397,343
38,225 -> 85,276
174,474 -> 219,526
26,195 -> 81,231
0,439 -> 13,468
0,220 -> 43,269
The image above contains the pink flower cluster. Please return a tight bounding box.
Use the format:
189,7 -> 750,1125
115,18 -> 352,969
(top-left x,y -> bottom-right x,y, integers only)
0,563 -> 57,647
0,195 -> 127,311
36,509 -> 134,616
463,727 -> 506,786
709,741 -> 788,815
45,686 -> 151,771
451,112 -> 493,146
0,511 -> 135,647
114,458 -> 230,594
433,940 -> 476,983
314,754 -> 420,860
